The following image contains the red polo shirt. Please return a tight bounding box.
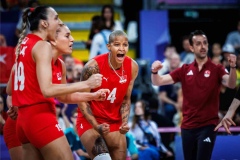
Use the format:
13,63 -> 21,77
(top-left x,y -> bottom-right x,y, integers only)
170,58 -> 227,129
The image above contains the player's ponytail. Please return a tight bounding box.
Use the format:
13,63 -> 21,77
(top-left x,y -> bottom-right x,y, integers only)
15,8 -> 31,63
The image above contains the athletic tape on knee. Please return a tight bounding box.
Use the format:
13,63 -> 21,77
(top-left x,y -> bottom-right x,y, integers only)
93,153 -> 112,160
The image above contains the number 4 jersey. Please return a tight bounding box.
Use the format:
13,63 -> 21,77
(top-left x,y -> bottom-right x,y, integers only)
90,53 -> 132,124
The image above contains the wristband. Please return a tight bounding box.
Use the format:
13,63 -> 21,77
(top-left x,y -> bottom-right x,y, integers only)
151,71 -> 158,74
230,66 -> 237,69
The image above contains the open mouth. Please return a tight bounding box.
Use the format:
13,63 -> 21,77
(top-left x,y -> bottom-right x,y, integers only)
117,53 -> 125,57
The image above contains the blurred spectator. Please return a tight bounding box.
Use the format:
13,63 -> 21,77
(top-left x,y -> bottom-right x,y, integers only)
126,132 -> 138,160
147,98 -> 175,160
219,44 -> 237,122
179,35 -> 194,64
15,0 -> 40,38
0,34 -> 7,47
63,54 -> 75,83
221,43 -> 235,70
85,15 -> 102,50
158,44 -> 177,75
129,100 -> 173,160
62,106 -> 90,160
211,43 -> 222,65
88,18 -> 112,59
224,19 -> 240,54
158,53 -> 182,121
101,4 -> 123,31
73,63 -> 83,82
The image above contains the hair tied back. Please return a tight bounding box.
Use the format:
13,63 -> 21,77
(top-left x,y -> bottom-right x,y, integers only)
30,7 -> 35,12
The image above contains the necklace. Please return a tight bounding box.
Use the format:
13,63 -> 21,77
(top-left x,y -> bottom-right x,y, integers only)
108,54 -> 126,84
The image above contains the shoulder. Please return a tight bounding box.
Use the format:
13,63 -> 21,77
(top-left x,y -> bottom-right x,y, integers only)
81,59 -> 99,80
33,40 -> 51,51
32,41 -> 51,57
129,57 -> 138,70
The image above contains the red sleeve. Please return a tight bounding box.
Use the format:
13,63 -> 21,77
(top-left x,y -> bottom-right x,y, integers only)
170,66 -> 183,83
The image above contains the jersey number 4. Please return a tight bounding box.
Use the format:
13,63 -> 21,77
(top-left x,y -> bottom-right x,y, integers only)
14,62 -> 25,91
107,88 -> 117,103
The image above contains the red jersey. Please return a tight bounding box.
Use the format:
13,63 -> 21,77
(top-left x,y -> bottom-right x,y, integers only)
12,34 -> 62,107
170,58 -> 227,129
81,53 -> 132,124
52,58 -> 63,84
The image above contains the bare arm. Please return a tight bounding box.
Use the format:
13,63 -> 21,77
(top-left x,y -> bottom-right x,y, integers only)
33,41 -> 102,98
151,60 -> 174,86
77,59 -> 101,130
120,60 -> 139,124
215,87 -> 240,134
6,65 -> 15,95
56,61 -> 108,103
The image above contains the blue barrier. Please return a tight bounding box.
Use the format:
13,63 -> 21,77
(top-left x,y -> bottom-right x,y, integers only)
0,135 -> 10,160
175,135 -> 240,160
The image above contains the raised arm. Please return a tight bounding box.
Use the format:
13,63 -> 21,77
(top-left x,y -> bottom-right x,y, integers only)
33,41 -> 103,98
119,60 -> 139,134
222,54 -> 237,89
151,60 -> 174,86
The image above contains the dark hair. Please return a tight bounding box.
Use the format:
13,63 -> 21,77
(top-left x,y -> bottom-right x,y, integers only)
189,30 -> 206,46
15,6 -> 50,62
90,15 -> 105,35
101,4 -> 115,30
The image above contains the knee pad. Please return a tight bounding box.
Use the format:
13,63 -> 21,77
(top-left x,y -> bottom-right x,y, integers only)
93,153 -> 112,160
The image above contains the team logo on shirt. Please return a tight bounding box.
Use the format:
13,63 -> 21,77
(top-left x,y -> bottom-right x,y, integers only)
187,70 -> 193,76
103,77 -> 108,82
204,70 -> 210,78
119,75 -> 127,84
57,72 -> 62,80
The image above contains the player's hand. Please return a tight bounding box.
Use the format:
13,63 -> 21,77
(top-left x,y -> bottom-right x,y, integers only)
93,89 -> 110,101
96,123 -> 110,136
7,106 -> 18,120
214,115 -> 236,134
86,74 -> 103,89
151,60 -> 163,73
119,122 -> 130,134
228,54 -> 236,68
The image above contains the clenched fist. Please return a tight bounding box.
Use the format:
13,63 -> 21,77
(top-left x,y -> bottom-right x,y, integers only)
93,89 -> 110,101
86,73 -> 103,89
151,60 -> 163,73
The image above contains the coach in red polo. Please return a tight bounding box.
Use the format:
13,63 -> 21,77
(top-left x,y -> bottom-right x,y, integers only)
151,30 -> 237,160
